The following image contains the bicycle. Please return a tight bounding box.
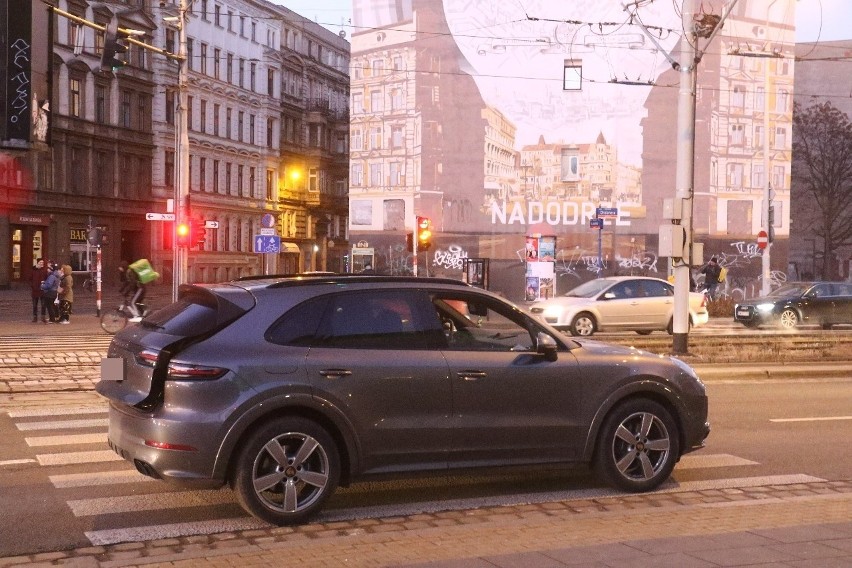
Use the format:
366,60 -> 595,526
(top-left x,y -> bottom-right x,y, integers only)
100,298 -> 148,334
81,272 -> 96,293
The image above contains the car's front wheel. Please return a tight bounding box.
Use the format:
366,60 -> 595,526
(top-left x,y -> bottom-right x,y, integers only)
570,312 -> 596,336
778,308 -> 799,330
594,399 -> 679,492
232,417 -> 340,525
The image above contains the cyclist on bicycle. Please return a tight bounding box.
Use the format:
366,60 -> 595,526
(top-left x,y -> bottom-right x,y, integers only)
118,260 -> 146,321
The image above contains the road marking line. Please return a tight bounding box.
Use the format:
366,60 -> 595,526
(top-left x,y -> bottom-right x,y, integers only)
26,433 -> 107,447
85,517 -> 267,546
8,407 -> 106,418
0,458 -> 37,466
36,450 -> 121,466
68,489 -> 236,516
16,418 -> 108,431
770,416 -> 852,423
677,453 -> 758,469
50,470 -> 155,488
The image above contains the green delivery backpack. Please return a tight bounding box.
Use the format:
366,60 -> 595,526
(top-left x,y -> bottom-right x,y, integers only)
129,259 -> 160,284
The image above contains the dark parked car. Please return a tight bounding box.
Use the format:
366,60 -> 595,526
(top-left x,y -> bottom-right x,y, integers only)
734,281 -> 852,330
97,275 -> 710,525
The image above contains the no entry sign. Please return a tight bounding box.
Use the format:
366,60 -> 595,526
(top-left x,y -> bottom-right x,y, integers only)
757,230 -> 768,249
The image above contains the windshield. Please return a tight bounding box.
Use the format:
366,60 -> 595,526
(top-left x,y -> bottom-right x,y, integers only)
563,278 -> 614,298
766,284 -> 810,298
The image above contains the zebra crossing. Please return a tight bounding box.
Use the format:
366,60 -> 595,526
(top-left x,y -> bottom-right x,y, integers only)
2,406 -> 827,548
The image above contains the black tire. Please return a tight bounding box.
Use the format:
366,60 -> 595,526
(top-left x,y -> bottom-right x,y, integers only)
594,399 -> 680,492
232,417 -> 340,526
100,309 -> 127,334
570,312 -> 596,336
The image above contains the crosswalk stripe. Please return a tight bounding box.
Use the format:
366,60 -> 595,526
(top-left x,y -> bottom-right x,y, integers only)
50,470 -> 154,488
68,489 -> 237,516
85,517 -> 268,546
9,408 -> 106,418
26,433 -> 107,447
16,418 -> 108,431
37,450 -> 121,466
677,453 -> 758,469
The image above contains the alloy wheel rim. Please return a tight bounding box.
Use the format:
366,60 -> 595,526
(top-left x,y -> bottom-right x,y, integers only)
252,432 -> 330,513
611,411 -> 670,481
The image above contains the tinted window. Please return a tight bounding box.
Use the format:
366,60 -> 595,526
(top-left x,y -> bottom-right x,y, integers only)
144,296 -> 220,336
609,281 -> 640,299
266,296 -> 328,346
314,290 -> 432,349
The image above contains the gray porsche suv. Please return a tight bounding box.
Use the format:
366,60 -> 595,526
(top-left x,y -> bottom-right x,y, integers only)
97,275 -> 709,525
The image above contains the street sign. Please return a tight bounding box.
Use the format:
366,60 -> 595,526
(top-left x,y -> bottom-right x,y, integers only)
146,213 -> 175,221
757,230 -> 768,249
259,228 -> 276,236
261,213 -> 275,228
595,207 -> 618,218
589,218 -> 603,230
253,234 -> 281,253
204,220 -> 219,229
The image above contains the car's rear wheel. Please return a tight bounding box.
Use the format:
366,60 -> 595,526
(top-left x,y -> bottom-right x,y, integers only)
570,312 -> 596,336
778,308 -> 798,330
100,309 -> 127,334
594,399 -> 679,492
232,417 -> 340,526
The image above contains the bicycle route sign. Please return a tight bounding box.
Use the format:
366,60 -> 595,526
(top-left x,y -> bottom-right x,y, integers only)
253,235 -> 281,253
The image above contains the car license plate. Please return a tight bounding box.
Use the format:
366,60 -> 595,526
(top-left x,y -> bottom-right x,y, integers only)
100,357 -> 125,381
736,308 -> 750,317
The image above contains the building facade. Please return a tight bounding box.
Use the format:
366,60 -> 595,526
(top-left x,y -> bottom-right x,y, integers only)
349,0 -> 797,302
0,0 -> 349,290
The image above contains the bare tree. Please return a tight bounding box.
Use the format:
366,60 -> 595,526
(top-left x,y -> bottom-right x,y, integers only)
792,101 -> 852,279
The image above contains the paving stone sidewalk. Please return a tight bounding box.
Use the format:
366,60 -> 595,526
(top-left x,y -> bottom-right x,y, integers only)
0,480 -> 849,567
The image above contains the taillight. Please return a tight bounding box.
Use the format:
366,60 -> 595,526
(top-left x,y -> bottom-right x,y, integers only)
135,349 -> 160,367
144,440 -> 198,451
166,361 -> 228,380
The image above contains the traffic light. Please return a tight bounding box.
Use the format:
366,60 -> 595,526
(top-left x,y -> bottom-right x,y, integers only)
192,220 -> 207,248
101,18 -> 129,72
176,221 -> 191,247
416,216 -> 432,251
86,227 -> 106,246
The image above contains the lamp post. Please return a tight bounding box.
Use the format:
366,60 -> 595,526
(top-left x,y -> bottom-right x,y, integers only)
171,0 -> 190,302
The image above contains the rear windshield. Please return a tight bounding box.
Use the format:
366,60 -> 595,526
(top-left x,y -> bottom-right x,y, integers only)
142,286 -> 254,337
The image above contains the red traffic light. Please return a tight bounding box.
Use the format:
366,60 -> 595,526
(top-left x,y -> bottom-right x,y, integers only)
192,220 -> 207,247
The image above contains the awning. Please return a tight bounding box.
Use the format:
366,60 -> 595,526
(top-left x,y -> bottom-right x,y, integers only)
281,242 -> 301,254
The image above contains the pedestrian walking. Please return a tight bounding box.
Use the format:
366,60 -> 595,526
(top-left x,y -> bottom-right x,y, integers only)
58,264 -> 74,324
30,257 -> 49,322
700,257 -> 722,300
40,262 -> 62,323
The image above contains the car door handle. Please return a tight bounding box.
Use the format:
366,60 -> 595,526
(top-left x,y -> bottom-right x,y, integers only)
457,371 -> 487,381
319,369 -> 352,379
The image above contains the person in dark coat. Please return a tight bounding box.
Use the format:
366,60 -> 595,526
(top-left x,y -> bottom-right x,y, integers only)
40,262 -> 62,323
58,264 -> 74,324
30,257 -> 49,322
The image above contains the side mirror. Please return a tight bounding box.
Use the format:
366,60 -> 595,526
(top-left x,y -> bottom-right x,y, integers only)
602,292 -> 616,300
536,332 -> 558,362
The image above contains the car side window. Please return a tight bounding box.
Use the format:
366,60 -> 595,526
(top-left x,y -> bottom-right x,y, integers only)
609,282 -> 636,299
266,296 -> 329,346
313,290 -> 433,350
642,280 -> 671,297
431,292 -> 535,352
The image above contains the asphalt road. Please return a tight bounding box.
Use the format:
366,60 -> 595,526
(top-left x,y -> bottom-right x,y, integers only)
0,370 -> 849,558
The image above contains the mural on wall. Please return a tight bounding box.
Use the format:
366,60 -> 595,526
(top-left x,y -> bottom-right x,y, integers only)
349,0 -> 795,297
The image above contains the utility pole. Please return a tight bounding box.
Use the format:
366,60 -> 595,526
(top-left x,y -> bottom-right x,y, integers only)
671,0 -> 698,355
173,0 -> 190,302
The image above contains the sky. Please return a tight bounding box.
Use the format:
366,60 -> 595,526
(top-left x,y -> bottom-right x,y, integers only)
270,0 -> 850,43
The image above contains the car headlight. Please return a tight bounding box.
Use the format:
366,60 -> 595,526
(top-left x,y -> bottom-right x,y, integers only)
756,303 -> 776,312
